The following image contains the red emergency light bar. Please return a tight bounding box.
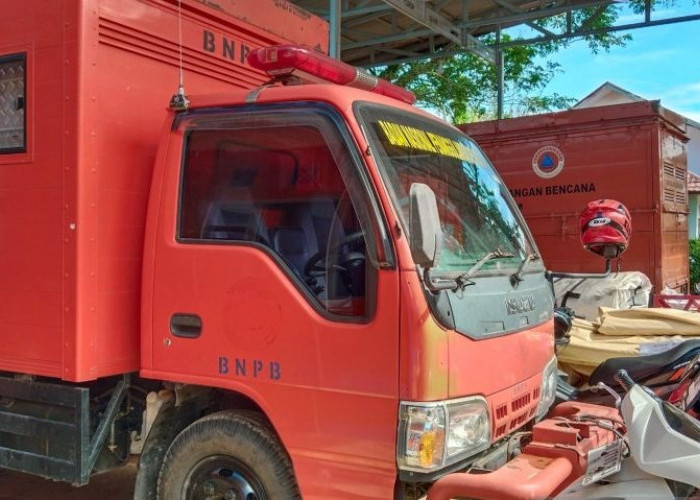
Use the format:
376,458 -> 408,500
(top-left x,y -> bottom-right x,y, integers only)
247,45 -> 417,105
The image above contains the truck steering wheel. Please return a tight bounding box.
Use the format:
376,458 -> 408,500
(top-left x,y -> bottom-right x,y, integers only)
303,231 -> 366,278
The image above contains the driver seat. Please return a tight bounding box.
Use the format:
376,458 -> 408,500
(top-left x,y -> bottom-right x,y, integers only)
201,203 -> 269,243
273,228 -> 315,274
271,204 -> 320,278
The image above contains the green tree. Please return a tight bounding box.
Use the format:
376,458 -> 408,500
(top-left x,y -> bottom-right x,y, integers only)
371,1 -> 683,123
690,239 -> 700,293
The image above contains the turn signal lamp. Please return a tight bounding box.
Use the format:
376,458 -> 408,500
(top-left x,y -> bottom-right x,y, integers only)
418,427 -> 441,467
403,405 -> 446,470
247,45 -> 417,105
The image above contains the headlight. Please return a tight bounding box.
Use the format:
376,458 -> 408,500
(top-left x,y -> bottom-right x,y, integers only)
397,397 -> 490,472
536,356 -> 558,419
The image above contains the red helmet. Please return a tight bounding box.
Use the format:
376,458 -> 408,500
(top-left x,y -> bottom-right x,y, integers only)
579,199 -> 632,259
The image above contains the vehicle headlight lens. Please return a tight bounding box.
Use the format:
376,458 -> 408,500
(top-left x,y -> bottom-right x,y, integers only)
537,356 -> 558,419
446,403 -> 490,457
398,398 -> 490,472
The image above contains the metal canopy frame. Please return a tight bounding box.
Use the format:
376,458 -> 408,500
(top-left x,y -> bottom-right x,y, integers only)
296,0 -> 700,68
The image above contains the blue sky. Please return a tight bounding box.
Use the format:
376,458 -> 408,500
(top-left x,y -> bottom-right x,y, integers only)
538,3 -> 700,121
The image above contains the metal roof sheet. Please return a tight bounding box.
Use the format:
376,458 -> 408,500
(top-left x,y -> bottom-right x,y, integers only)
290,1 -> 700,67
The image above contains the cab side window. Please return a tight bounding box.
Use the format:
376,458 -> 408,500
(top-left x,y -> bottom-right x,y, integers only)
0,53 -> 26,154
178,113 -> 375,319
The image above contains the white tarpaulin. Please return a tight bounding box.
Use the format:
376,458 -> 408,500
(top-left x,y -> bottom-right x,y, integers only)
553,272 -> 652,321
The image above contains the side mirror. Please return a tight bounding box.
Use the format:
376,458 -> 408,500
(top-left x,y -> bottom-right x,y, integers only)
409,183 -> 442,268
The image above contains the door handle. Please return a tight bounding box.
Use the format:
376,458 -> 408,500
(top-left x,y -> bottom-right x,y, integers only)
170,314 -> 202,338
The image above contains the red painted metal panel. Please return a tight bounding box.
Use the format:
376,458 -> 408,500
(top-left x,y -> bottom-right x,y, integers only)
459,101 -> 689,294
0,1 -> 74,378
0,0 -> 328,381
653,294 -> 700,310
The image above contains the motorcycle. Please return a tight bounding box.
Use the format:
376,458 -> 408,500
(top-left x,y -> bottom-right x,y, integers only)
558,369 -> 700,499
548,201 -> 700,414
557,337 -> 700,411
428,367 -> 700,499
551,202 -> 700,495
555,302 -> 700,415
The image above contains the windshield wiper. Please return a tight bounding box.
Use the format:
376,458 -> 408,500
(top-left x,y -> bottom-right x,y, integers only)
510,252 -> 541,287
454,249 -> 515,290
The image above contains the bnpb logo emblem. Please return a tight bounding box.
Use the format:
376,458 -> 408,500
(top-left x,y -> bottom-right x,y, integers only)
532,145 -> 565,179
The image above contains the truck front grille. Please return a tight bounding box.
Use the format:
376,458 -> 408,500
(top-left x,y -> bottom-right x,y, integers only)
489,374 -> 541,440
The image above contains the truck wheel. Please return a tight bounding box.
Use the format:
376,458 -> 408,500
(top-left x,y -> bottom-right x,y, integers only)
157,411 -> 300,500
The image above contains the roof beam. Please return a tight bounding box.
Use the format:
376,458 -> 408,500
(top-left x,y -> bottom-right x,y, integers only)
378,0 -> 496,63
461,0 -> 616,31
495,12 -> 700,47
341,4 -> 393,19
491,0 -> 556,37
362,45 -> 458,67
344,10 -> 394,28
343,28 -> 436,49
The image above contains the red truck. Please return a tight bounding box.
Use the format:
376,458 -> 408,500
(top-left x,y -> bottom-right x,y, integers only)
0,1 -> 620,499
459,101 -> 690,294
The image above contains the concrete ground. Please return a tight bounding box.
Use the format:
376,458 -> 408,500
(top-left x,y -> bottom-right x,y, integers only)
0,460 -> 136,499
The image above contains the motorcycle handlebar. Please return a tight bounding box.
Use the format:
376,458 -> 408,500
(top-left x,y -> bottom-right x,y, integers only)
614,369 -> 636,392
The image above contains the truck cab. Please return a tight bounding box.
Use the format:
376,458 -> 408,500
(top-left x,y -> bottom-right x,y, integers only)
139,46 -> 557,499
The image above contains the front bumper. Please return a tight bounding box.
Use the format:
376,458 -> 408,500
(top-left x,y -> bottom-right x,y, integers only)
426,401 -> 623,500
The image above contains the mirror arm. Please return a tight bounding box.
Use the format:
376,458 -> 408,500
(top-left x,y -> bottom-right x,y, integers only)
593,381 -> 622,409
546,258 -> 612,281
423,268 -> 458,292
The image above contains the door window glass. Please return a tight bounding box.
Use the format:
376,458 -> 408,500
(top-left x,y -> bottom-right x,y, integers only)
178,110 -> 376,318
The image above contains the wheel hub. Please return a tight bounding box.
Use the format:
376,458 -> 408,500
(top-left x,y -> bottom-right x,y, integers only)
186,456 -> 266,500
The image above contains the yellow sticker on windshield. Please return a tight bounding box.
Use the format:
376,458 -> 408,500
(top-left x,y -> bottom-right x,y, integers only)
377,120 -> 477,163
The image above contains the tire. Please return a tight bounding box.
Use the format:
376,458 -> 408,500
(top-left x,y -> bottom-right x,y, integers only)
157,410 -> 300,500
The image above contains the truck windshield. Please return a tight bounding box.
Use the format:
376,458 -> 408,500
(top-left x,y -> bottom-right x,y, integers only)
357,104 -> 540,276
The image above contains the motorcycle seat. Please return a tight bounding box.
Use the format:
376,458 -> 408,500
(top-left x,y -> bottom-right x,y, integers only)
588,338 -> 700,387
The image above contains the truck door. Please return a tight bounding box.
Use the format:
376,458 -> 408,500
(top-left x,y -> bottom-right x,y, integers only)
144,103 -> 401,495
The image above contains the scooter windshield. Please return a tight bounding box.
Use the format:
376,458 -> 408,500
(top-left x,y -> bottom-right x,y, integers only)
357,104 -> 540,277
662,400 -> 700,442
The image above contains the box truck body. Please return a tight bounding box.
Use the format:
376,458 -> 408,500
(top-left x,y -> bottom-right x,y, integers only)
0,0 -> 327,382
459,101 -> 689,293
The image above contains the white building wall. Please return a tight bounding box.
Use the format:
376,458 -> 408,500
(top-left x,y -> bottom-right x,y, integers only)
687,122 -> 700,176
685,123 -> 699,240
690,194 -> 699,239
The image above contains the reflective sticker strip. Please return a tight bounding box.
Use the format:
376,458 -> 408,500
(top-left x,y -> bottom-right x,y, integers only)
376,120 -> 479,164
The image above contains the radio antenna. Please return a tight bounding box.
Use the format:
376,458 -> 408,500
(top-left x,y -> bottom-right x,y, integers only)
169,0 -> 190,110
